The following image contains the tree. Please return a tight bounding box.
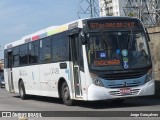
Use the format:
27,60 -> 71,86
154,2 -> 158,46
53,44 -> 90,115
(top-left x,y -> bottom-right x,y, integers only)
128,12 -> 137,17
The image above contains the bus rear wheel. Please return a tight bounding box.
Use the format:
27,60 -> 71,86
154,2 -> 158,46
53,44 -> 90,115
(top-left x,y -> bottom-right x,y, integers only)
19,81 -> 27,100
61,82 -> 74,106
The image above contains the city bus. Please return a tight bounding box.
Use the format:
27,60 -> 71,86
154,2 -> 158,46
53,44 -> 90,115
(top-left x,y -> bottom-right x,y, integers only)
4,17 -> 154,106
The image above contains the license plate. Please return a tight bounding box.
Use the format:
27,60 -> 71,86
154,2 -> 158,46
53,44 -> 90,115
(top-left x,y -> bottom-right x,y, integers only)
120,88 -> 131,95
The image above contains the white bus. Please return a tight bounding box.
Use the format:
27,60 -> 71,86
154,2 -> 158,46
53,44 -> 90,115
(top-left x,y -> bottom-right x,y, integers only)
4,17 -> 154,106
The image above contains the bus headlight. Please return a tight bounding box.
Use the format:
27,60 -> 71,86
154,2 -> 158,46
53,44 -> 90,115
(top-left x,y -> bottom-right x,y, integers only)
90,73 -> 104,87
145,69 -> 152,83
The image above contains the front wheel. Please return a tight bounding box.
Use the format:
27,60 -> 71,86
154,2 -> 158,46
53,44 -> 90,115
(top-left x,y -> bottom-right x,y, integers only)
61,82 -> 74,106
19,81 -> 27,100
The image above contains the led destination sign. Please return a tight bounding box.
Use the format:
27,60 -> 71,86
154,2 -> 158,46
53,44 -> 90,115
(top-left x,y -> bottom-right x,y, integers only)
94,59 -> 120,66
88,20 -> 139,29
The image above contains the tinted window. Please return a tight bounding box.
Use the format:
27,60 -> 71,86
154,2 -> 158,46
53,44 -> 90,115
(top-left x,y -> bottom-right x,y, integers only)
39,37 -> 51,63
13,46 -> 19,67
52,34 -> 62,62
4,50 -> 8,68
20,44 -> 28,65
61,33 -> 69,61
51,32 -> 69,62
29,41 -> 39,64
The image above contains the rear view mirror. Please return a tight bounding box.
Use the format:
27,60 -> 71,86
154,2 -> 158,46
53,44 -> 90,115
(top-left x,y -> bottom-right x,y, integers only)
79,31 -> 87,45
145,28 -> 150,42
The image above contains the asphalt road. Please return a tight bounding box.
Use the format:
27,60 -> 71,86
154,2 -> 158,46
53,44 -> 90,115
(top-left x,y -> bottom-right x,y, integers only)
0,88 -> 160,120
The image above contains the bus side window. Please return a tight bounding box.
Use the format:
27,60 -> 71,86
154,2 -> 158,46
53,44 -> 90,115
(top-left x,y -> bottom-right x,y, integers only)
51,32 -> 69,63
29,41 -> 39,64
19,44 -> 28,65
39,37 -> 51,63
51,34 -> 62,62
12,46 -> 19,67
61,32 -> 69,61
4,50 -> 8,68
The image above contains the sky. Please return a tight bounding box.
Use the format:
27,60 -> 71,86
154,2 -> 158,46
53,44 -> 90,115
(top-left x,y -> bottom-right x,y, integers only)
0,0 -> 81,58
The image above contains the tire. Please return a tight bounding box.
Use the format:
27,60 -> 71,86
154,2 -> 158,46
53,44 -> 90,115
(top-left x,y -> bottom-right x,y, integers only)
61,82 -> 74,106
19,81 -> 27,100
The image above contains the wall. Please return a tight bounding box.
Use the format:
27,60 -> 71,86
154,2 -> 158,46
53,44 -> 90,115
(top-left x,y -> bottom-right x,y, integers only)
147,27 -> 160,80
147,27 -> 160,96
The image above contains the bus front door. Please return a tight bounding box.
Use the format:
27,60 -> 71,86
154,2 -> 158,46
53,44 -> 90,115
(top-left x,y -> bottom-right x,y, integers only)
7,51 -> 14,92
70,35 -> 82,98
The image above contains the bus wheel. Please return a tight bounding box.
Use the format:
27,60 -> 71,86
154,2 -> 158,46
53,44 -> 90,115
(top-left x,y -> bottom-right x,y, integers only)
61,82 -> 73,106
19,81 -> 27,100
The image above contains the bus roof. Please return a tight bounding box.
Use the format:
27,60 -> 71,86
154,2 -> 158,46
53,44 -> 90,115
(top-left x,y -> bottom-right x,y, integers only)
4,16 -> 140,49
4,19 -> 84,49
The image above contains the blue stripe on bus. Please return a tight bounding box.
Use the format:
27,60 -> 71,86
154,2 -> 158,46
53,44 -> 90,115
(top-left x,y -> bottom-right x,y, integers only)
32,72 -> 34,80
65,69 -> 70,80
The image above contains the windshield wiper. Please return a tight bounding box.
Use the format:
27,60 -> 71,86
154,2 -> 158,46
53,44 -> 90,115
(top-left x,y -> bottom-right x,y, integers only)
127,29 -> 133,49
99,31 -> 108,48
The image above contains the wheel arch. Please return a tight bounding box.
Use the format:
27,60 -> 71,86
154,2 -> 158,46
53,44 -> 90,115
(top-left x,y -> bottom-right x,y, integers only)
18,78 -> 23,89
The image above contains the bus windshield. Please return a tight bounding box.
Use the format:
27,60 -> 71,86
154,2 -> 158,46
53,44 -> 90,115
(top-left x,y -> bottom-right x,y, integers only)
86,30 -> 151,71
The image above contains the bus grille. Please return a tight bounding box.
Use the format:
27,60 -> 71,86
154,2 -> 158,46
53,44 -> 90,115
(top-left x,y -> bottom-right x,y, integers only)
109,89 -> 140,96
100,71 -> 146,80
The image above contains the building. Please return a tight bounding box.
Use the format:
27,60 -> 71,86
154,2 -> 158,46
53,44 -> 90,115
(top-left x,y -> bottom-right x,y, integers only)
0,59 -> 4,71
99,0 -> 160,26
99,0 -> 126,17
123,0 -> 159,26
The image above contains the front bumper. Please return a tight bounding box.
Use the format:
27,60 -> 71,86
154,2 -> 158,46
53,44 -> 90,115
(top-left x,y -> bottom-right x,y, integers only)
87,80 -> 155,101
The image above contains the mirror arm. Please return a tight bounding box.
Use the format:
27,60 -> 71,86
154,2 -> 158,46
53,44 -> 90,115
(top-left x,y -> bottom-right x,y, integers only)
79,31 -> 87,45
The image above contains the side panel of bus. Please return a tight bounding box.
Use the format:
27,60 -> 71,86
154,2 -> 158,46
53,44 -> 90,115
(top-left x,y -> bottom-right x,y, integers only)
13,65 -> 41,95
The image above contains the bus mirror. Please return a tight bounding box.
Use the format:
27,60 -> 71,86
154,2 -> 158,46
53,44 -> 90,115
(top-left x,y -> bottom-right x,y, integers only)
145,28 -> 150,42
79,31 -> 87,45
